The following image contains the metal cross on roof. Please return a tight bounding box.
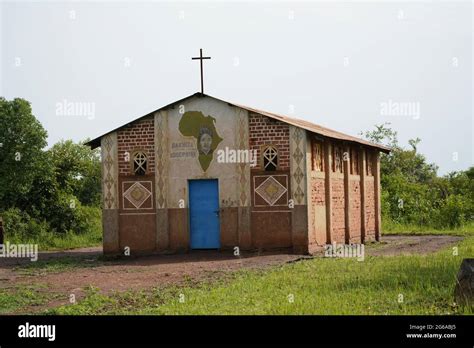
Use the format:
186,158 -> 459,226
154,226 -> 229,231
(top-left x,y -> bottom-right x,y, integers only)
191,48 -> 211,94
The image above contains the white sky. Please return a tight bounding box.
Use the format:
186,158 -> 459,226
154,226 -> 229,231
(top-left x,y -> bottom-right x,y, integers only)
1,0 -> 472,175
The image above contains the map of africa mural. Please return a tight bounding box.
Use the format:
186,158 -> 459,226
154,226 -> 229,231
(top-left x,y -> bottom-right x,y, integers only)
178,111 -> 223,172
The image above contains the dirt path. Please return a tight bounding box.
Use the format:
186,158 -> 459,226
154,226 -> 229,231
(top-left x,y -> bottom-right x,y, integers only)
0,249 -> 304,313
0,234 -> 464,313
366,235 -> 463,256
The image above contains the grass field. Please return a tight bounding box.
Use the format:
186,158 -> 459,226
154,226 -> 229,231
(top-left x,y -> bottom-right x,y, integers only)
382,220 -> 474,237
1,223 -> 472,315
41,235 -> 473,315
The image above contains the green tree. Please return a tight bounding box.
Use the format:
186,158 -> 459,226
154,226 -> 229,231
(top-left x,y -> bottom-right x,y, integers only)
362,123 -> 473,228
362,123 -> 437,185
0,98 -> 48,209
48,139 -> 101,206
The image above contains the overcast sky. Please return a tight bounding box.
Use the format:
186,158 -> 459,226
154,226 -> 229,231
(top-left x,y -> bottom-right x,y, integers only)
1,0 -> 472,175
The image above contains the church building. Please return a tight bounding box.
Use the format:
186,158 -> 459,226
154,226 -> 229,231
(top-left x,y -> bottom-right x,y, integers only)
87,92 -> 389,255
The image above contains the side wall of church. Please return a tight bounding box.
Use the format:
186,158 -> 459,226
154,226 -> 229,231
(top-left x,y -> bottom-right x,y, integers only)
307,135 -> 381,251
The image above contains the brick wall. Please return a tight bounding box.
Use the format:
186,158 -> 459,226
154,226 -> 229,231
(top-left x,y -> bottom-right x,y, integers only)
311,178 -> 325,206
365,177 -> 376,240
331,177 -> 345,243
117,117 -> 155,175
349,179 -> 361,242
310,177 -> 326,245
249,113 -> 290,170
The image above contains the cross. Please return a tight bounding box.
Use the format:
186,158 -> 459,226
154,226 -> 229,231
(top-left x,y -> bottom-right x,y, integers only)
192,48 -> 211,94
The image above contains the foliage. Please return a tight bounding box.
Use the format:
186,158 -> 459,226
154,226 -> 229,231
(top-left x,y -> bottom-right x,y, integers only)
0,97 -> 102,248
363,123 -> 474,230
0,98 -> 48,209
48,139 -> 101,206
3,206 -> 102,250
2,208 -> 50,240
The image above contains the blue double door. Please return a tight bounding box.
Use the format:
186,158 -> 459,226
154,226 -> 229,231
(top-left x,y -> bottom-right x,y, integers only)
189,179 -> 221,249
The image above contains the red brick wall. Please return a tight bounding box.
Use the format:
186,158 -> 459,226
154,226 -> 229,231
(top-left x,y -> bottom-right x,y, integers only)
365,177 -> 376,240
249,113 -> 290,170
311,178 -> 325,207
331,177 -> 345,243
117,117 -> 155,175
310,177 -> 326,245
349,179 -> 361,242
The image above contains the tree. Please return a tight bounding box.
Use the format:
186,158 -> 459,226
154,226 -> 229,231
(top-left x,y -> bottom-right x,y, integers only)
48,139 -> 101,206
362,123 -> 473,228
0,98 -> 48,210
362,123 -> 437,184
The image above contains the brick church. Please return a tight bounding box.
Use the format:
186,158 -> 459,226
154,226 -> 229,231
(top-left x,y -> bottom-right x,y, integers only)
87,92 -> 389,255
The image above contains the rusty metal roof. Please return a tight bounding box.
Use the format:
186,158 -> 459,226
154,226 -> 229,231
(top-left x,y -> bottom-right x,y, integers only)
86,92 -> 390,152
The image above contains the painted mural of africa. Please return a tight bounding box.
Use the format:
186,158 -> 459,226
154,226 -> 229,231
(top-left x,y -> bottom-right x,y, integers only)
178,111 -> 223,172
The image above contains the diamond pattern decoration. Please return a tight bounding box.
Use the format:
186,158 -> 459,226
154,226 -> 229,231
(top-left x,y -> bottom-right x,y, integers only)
101,133 -> 118,209
104,154 -> 113,171
104,193 -> 114,209
255,176 -> 288,206
293,126 -> 303,143
238,111 -> 249,206
293,147 -> 303,166
124,182 -> 152,209
154,113 -> 168,209
290,126 -> 306,205
294,186 -> 305,204
294,166 -> 304,185
103,134 -> 113,151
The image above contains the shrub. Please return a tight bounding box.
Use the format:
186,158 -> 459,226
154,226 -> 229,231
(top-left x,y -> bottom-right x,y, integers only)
436,194 -> 469,228
2,206 -> 102,250
2,208 -> 50,241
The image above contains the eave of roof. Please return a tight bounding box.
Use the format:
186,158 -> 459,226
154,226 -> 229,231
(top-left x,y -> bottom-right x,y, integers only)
85,92 -> 390,153
85,92 -> 201,149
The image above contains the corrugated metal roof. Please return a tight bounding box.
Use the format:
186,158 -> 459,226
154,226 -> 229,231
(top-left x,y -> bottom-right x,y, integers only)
86,92 -> 390,152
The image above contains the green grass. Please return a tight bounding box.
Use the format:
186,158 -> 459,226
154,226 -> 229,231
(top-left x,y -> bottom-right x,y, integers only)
46,236 -> 474,315
5,227 -> 102,251
382,220 -> 474,236
0,285 -> 53,314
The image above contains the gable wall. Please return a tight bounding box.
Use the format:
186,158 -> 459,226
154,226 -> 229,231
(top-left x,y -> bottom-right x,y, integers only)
155,96 -> 252,252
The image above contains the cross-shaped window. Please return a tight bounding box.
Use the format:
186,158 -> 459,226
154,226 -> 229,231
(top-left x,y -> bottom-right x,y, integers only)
263,146 -> 278,171
133,152 -> 147,175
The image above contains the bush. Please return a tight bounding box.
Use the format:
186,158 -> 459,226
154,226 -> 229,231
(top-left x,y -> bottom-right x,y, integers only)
2,208 -> 50,241
364,124 -> 473,230
2,206 -> 102,250
42,192 -> 101,235
436,194 -> 470,228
